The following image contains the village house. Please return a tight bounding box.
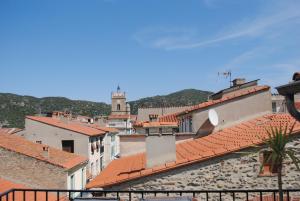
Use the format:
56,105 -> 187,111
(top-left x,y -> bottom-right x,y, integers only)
86,79 -> 300,200
0,132 -> 88,190
119,113 -> 195,157
116,79 -> 272,157
19,115 -> 118,179
86,114 -> 300,191
177,79 -> 271,135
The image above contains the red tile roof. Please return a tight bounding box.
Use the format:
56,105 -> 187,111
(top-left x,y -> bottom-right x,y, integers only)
26,116 -> 106,136
88,124 -> 119,133
108,114 -> 137,121
143,122 -> 178,128
158,113 -> 179,123
133,121 -> 178,128
0,128 -> 23,135
178,85 -> 270,116
86,113 -> 300,189
0,178 -> 63,201
0,132 -> 88,170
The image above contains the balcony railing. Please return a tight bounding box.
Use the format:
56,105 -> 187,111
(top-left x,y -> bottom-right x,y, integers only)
1,189 -> 300,201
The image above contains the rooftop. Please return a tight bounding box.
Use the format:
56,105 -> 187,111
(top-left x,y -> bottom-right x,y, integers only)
178,85 -> 270,116
26,116 -> 106,137
108,114 -> 137,121
0,132 -> 88,170
158,112 -> 181,123
86,113 -> 300,189
0,128 -> 23,135
0,177 -> 61,201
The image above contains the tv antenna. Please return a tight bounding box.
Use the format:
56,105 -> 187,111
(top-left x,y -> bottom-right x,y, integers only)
218,70 -> 232,87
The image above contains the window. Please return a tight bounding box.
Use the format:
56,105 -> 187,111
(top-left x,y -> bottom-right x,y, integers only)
111,135 -> 115,142
36,141 -> 42,144
62,140 -> 74,153
117,104 -> 121,111
96,159 -> 99,173
111,145 -> 115,159
272,102 -> 277,113
70,175 -> 75,189
81,168 -> 85,189
145,128 -> 150,135
260,151 -> 279,175
100,157 -> 103,171
91,162 -> 94,176
70,174 -> 75,198
159,128 -> 162,134
189,117 -> 193,132
91,139 -> 96,155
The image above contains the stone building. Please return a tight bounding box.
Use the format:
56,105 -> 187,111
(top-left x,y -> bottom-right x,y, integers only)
107,86 -> 135,135
86,114 -> 300,195
86,80 -> 300,199
0,132 -> 88,190
20,116 -> 118,179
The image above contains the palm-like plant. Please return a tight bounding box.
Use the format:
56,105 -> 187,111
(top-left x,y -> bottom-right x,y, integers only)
263,122 -> 300,201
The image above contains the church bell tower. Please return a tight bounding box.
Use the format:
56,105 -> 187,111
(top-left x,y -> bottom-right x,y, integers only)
111,86 -> 130,115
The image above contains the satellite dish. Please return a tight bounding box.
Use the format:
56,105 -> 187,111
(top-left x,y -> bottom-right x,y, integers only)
208,109 -> 219,126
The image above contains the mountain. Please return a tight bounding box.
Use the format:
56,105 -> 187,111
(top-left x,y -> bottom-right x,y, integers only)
0,93 -> 111,128
129,89 -> 213,114
0,89 -> 213,128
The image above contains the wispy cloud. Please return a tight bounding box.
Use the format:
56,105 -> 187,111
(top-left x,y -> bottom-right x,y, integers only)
262,60 -> 300,88
134,0 -> 300,50
133,27 -> 198,49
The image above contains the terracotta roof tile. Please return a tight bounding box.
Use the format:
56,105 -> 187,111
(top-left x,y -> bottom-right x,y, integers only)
87,124 -> 119,133
26,116 -> 106,136
0,128 -> 23,135
108,114 -> 137,120
178,85 -> 270,115
86,113 -> 300,189
134,121 -> 178,128
0,132 -> 88,170
0,178 -> 62,201
158,113 -> 179,123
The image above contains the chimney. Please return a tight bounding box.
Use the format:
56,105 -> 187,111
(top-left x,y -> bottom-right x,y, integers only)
42,145 -> 50,159
145,133 -> 176,168
232,78 -> 246,87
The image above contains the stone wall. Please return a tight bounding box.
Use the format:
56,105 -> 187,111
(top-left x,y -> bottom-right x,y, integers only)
105,137 -> 300,193
0,148 -> 67,189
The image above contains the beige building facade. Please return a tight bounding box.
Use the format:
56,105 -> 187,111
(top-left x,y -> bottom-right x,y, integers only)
20,116 -> 117,179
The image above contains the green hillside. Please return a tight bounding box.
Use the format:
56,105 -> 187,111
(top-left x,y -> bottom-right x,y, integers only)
0,89 -> 213,128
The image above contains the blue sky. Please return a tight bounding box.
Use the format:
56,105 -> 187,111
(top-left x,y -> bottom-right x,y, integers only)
0,0 -> 299,103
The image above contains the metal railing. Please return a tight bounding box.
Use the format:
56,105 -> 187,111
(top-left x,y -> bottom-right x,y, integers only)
1,189 -> 300,201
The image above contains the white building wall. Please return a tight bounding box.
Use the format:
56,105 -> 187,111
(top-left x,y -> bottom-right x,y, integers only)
21,119 -> 106,179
